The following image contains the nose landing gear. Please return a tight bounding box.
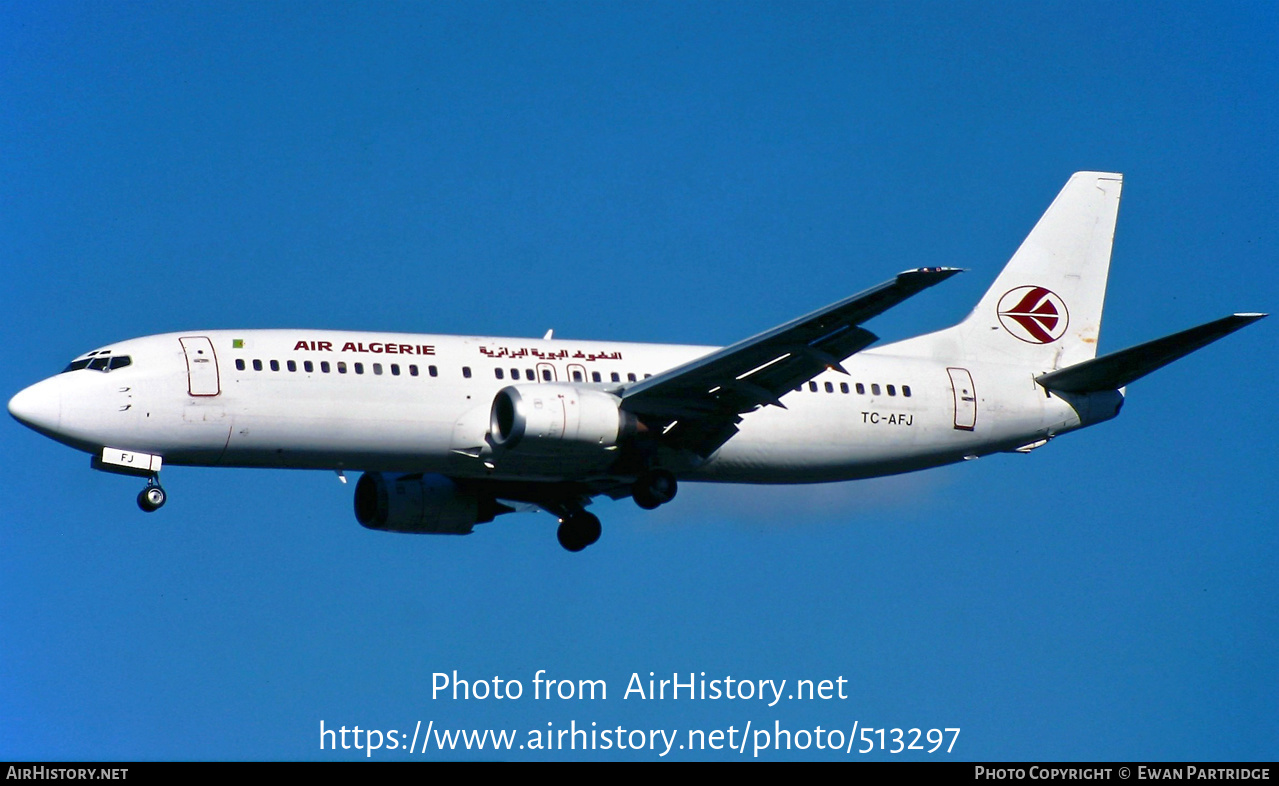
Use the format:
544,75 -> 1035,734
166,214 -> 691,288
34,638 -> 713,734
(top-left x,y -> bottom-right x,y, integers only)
137,479 -> 167,512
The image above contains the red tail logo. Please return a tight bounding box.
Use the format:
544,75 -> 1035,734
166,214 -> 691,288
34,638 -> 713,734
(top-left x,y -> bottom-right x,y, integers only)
997,286 -> 1069,344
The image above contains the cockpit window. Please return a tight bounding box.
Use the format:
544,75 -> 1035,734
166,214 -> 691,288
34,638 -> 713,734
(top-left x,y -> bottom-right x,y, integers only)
62,352 -> 132,374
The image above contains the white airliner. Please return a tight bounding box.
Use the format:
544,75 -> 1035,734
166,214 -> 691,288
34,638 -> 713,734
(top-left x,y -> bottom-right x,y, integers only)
8,173 -> 1265,550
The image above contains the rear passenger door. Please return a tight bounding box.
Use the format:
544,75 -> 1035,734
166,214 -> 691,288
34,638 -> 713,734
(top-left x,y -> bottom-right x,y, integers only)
947,367 -> 976,431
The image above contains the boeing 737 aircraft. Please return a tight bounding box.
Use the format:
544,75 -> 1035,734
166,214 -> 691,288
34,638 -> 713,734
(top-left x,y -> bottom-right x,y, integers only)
8,173 -> 1265,551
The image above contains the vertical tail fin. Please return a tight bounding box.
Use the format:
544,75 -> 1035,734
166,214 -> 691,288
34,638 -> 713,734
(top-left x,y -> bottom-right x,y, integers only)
954,172 -> 1123,369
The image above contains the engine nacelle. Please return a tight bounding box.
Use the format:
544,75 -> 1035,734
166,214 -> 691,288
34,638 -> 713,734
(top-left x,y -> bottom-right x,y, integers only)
354,472 -> 498,535
489,384 -> 637,454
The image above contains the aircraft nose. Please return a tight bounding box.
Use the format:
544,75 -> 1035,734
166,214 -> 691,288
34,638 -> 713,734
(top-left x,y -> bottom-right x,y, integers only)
9,378 -> 62,434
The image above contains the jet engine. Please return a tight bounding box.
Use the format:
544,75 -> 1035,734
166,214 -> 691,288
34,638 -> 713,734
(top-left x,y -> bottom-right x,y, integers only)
353,472 -> 505,534
489,384 -> 638,455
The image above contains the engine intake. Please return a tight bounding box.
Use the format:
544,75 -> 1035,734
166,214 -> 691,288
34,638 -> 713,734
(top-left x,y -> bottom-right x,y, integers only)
489,384 -> 637,452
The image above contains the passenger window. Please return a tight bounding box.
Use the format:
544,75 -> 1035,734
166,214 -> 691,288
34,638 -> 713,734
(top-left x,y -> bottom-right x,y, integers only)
809,381 -> 818,392
410,365 -> 419,377
856,383 -> 865,395
572,370 -> 583,382
429,365 -> 438,377
840,382 -> 849,394
354,363 -> 364,375
462,366 -> 471,379
627,373 -> 637,382
270,360 -> 280,371
592,371 -> 601,383
253,359 -> 263,371
304,361 -> 314,373
236,359 -> 245,371
871,383 -> 880,395
391,364 -> 400,376
825,381 -> 834,393
337,362 -> 347,374
287,360 -> 297,372
887,384 -> 896,396
541,369 -> 552,381
525,369 -> 534,380
611,372 -> 620,383
903,385 -> 912,397
511,368 -> 519,380
321,361 -> 331,373
373,363 -> 382,375
495,368 -> 504,380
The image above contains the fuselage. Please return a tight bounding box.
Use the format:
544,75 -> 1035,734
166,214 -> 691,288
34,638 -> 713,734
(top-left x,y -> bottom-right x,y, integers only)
11,174 -> 1258,553
8,329 -> 1120,485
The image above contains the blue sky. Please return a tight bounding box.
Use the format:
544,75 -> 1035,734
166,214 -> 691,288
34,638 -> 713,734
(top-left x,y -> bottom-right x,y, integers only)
2,1 -> 1275,761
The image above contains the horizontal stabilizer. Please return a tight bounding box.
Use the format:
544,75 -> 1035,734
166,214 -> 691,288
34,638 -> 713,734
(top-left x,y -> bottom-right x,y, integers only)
1036,313 -> 1266,393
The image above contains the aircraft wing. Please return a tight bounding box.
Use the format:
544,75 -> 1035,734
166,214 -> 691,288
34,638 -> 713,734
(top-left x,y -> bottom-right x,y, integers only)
620,267 -> 961,456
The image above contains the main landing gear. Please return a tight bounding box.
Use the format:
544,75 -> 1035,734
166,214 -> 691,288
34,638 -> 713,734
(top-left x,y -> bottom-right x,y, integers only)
552,470 -> 679,552
137,478 -> 167,512
632,469 -> 678,510
556,511 -> 601,553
